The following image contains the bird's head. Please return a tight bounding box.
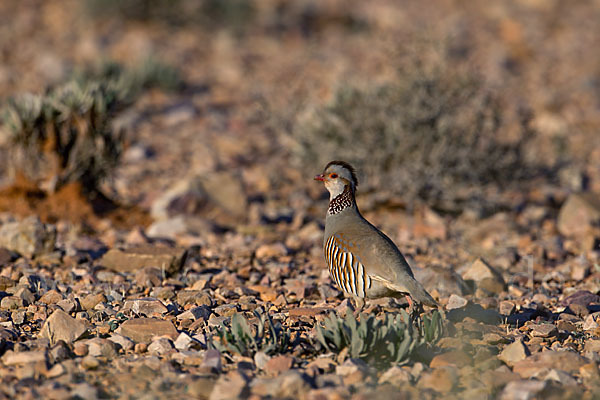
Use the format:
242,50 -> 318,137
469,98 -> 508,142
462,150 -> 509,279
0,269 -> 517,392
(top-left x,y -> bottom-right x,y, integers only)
314,160 -> 358,199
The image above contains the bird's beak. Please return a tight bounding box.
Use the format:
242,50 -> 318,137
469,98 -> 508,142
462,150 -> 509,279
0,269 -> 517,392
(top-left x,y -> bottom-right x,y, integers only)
314,174 -> 325,182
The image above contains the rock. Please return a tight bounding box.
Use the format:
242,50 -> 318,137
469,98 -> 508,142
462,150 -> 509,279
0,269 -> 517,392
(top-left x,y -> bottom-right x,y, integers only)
107,334 -> 134,352
462,258 -> 506,294
39,290 -> 64,304
499,380 -> 547,400
151,173 -> 247,227
177,305 -> 212,322
530,323 -> 558,338
430,350 -> 471,368
255,243 -> 288,259
446,294 -> 468,310
86,338 -> 118,359
115,318 -> 178,343
251,371 -> 312,398
499,300 -> 516,316
254,351 -> 271,370
210,370 -> 248,400
544,369 -> 577,385
512,350 -> 587,378
557,193 -> 600,237
499,340 -> 530,367
0,216 -> 56,258
1,296 -> 23,309
202,349 -> 222,373
0,276 -> 14,291
148,337 -> 174,356
561,290 -> 600,308
123,297 -> 168,316
418,367 -> 456,393
177,290 -> 213,307
412,264 -> 471,297
2,350 -> 47,365
583,313 -> 600,331
379,366 -> 412,386
40,310 -> 87,345
335,358 -> 369,385
81,355 -> 100,370
99,245 -> 187,274
174,332 -> 195,351
264,354 -> 293,376
0,247 -> 16,264
80,293 -> 107,311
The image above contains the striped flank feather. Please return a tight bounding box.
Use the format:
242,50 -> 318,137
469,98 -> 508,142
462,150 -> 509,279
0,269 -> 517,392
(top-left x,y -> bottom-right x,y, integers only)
324,234 -> 371,298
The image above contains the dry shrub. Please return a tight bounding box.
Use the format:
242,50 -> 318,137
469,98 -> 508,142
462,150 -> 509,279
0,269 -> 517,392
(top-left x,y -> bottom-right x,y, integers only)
293,56 -> 539,211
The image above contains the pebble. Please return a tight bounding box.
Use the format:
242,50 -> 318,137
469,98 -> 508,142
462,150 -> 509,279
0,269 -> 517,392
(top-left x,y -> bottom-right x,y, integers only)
40,309 -> 87,345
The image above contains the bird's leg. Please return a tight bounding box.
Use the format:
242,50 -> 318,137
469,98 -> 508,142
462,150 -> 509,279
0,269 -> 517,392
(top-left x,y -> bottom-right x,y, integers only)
353,297 -> 365,316
406,295 -> 423,320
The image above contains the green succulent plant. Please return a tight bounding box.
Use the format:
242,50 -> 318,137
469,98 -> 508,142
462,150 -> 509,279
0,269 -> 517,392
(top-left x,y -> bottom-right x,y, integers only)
209,308 -> 291,357
1,59 -> 180,195
314,310 -> 443,367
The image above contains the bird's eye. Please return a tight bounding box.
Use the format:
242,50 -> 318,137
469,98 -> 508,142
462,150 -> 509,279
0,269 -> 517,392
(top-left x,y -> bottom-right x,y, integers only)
329,173 -> 338,179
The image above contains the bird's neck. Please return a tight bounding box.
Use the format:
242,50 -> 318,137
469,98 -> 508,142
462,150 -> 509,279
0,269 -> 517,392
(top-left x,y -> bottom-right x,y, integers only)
328,184 -> 356,216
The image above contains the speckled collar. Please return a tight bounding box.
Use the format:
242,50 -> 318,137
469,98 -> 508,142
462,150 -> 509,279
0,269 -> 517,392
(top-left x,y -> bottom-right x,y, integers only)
328,185 -> 355,215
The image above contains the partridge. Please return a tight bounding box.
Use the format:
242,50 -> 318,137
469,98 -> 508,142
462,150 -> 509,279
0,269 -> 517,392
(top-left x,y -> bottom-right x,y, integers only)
315,160 -> 437,310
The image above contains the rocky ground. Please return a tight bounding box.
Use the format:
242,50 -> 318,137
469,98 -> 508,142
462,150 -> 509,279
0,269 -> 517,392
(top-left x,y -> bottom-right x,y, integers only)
1,1 -> 600,399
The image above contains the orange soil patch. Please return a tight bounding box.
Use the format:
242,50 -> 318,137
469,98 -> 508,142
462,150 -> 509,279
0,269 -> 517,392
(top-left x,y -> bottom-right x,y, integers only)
0,176 -> 150,229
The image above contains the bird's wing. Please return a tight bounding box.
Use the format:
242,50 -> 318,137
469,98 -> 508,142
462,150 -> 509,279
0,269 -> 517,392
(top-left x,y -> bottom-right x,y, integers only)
324,234 -> 371,298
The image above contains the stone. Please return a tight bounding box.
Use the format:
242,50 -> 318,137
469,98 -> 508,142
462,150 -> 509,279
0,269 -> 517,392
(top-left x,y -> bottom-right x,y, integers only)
557,193 -> 600,237
202,349 -> 222,373
1,296 -> 23,310
254,351 -> 271,370
0,216 -> 56,258
418,367 -> 456,393
115,318 -> 178,343
174,332 -> 195,350
530,323 -> 558,338
177,305 -> 212,321
123,297 -> 168,316
81,355 -> 100,370
39,290 -> 64,304
430,350 -> 471,368
379,366 -> 412,386
583,314 -> 600,331
462,258 -> 505,293
107,334 -> 134,352
412,264 -> 471,296
512,350 -> 587,378
85,338 -> 118,359
561,290 -> 600,307
40,309 -> 87,345
2,350 -> 47,365
446,294 -> 468,310
499,380 -> 547,400
151,173 -> 247,227
255,243 -> 288,259
251,371 -> 312,398
99,245 -> 187,274
0,247 -> 16,265
264,355 -> 293,376
544,369 -> 577,385
210,370 -> 248,400
499,340 -> 530,367
80,293 -> 107,311
148,337 -> 174,356
499,300 -> 516,316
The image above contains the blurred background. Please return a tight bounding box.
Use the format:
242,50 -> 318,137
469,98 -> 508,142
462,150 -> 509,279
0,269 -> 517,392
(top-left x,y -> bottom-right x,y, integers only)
0,0 -> 599,232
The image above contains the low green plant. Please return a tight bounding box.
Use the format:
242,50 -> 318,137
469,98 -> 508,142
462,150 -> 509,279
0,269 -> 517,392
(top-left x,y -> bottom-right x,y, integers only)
209,308 -> 291,357
1,59 -> 180,195
314,310 -> 443,367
